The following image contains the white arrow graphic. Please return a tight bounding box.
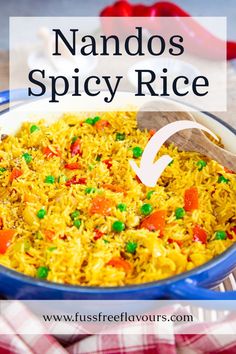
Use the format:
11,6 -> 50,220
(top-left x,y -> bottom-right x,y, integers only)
129,120 -> 219,187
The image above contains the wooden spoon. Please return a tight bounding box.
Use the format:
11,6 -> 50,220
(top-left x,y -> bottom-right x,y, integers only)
137,101 -> 236,172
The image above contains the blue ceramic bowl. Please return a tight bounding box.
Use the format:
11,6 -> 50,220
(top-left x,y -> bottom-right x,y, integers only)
0,89 -> 235,300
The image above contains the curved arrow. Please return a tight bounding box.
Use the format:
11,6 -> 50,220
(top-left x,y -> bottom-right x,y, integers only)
129,120 -> 219,187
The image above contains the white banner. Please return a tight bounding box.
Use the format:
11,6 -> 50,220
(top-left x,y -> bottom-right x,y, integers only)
9,17 -> 226,112
0,300 -> 235,335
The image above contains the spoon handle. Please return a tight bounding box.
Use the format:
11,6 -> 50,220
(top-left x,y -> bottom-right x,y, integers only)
187,133 -> 236,172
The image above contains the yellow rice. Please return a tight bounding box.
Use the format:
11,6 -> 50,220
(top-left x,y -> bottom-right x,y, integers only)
0,111 -> 235,286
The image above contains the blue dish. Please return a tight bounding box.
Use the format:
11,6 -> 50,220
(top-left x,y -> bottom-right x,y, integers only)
0,89 -> 235,300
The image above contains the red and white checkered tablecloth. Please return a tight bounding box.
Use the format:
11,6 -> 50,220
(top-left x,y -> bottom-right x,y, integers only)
0,302 -> 235,354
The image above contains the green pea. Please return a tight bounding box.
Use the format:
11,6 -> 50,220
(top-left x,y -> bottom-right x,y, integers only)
132,147 -> 143,158
146,191 -> 154,200
218,175 -> 229,184
115,133 -> 126,141
45,175 -> 55,184
37,208 -> 46,219
71,136 -> 78,143
112,220 -> 125,232
36,266 -> 49,279
73,219 -> 81,229
175,207 -> 185,219
93,116 -> 100,124
140,203 -> 153,216
96,155 -> 102,161
70,210 -> 80,220
197,160 -> 207,171
215,230 -> 227,240
30,125 -> 40,134
85,118 -> 94,125
22,153 -> 32,164
117,203 -> 127,212
48,246 -> 57,252
125,241 -> 137,254
85,187 -> 96,194
0,167 -> 6,173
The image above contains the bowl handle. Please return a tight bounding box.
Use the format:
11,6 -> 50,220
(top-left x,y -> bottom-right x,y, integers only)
0,89 -> 29,106
169,278 -> 236,300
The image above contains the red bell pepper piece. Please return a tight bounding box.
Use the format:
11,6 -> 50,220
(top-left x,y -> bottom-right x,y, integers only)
103,183 -> 126,194
193,225 -> 207,244
107,257 -> 132,272
10,168 -> 23,181
65,176 -> 87,186
168,238 -> 183,247
140,210 -> 166,235
224,167 -> 235,174
149,129 -> 156,139
135,175 -> 142,183
184,187 -> 199,212
227,226 -> 236,240
44,230 -> 55,241
103,159 -> 112,169
70,139 -> 82,157
65,162 -> 81,170
0,230 -> 15,254
94,229 -> 104,241
227,232 -> 233,240
90,196 -> 113,216
95,120 -> 110,130
43,147 -> 61,158
77,177 -> 87,185
231,226 -> 236,234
